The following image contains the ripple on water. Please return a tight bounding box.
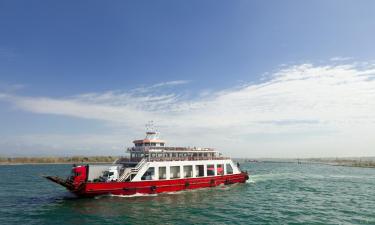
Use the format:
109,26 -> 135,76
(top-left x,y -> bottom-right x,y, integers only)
1,163 -> 375,224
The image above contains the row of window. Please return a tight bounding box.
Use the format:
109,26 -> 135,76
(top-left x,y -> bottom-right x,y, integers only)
135,143 -> 165,147
131,152 -> 215,159
141,164 -> 233,180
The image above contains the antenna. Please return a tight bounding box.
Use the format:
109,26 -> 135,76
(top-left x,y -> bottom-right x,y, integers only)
146,120 -> 155,132
145,121 -> 160,139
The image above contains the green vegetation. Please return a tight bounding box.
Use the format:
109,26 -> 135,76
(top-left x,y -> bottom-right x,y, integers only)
302,157 -> 375,168
0,156 -> 118,164
243,157 -> 375,168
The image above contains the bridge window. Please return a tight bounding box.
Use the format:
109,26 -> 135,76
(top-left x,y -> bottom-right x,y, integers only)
226,164 -> 233,174
141,167 -> 155,180
145,143 -> 150,146
207,164 -> 215,176
183,165 -> 193,178
151,143 -> 156,146
195,165 -> 204,177
158,167 -> 166,180
160,143 -> 165,146
217,164 -> 224,175
170,166 -> 180,179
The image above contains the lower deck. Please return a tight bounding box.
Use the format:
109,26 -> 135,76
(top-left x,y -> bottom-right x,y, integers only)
76,172 -> 249,197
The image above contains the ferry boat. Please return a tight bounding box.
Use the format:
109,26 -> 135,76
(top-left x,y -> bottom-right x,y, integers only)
46,128 -> 249,197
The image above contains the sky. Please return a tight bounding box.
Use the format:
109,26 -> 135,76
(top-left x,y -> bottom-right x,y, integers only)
1,0 -> 375,157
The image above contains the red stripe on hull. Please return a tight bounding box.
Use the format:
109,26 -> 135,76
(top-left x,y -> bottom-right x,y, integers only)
73,172 -> 249,197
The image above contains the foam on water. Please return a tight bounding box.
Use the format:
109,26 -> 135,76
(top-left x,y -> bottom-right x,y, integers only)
2,163 -> 375,225
96,193 -> 159,199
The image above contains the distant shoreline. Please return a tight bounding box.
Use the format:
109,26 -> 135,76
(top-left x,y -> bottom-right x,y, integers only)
0,156 -> 118,165
1,156 -> 375,168
239,157 -> 375,169
0,162 -> 115,166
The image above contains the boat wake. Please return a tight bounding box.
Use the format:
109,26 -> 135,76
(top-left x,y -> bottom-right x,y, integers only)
95,193 -> 158,199
246,178 -> 256,184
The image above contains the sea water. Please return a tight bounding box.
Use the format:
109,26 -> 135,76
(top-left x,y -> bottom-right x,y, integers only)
0,162 -> 374,224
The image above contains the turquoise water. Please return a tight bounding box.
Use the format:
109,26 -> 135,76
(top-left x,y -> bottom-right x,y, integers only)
1,163 -> 375,224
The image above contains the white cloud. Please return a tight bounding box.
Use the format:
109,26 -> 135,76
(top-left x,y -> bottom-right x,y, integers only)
1,63 -> 375,157
330,56 -> 353,61
151,80 -> 190,88
0,82 -> 26,93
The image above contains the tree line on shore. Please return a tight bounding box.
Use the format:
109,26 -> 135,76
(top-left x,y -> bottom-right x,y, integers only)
307,158 -> 375,168
0,156 -> 118,164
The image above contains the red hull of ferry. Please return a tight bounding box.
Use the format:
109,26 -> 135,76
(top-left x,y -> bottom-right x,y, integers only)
71,172 -> 248,197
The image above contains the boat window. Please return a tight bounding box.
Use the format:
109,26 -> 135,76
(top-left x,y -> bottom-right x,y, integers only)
151,153 -> 156,158
195,165 -> 204,177
160,143 -> 165,146
141,167 -> 155,180
217,164 -> 224,175
226,164 -> 233,174
105,172 -> 114,177
183,165 -> 193,178
172,153 -> 176,157
151,143 -> 156,146
159,167 -> 166,180
170,166 -> 180,179
207,164 -> 215,176
145,143 -> 150,146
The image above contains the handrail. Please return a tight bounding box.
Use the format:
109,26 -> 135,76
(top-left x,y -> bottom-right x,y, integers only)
118,158 -> 147,181
148,157 -> 230,162
127,146 -> 217,152
133,158 -> 146,170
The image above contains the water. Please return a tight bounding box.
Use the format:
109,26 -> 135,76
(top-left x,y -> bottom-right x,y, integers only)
1,163 -> 375,224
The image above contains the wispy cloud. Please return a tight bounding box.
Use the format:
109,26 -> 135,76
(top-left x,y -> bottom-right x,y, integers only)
0,47 -> 18,60
1,63 -> 375,157
132,80 -> 190,94
329,56 -> 353,61
0,82 -> 26,93
151,80 -> 190,88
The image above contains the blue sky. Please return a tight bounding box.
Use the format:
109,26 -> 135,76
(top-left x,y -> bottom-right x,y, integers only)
1,1 -> 375,157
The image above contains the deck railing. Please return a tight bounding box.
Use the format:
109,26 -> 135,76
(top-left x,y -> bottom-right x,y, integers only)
127,146 -> 216,152
148,156 -> 230,162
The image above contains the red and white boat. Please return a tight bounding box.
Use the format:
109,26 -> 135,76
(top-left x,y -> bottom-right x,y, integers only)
46,128 -> 249,197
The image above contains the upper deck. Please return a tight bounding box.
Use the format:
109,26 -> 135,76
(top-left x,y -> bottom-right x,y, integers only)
122,126 -> 227,163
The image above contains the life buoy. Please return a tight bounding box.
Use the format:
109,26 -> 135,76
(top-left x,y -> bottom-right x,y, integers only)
150,185 -> 157,192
